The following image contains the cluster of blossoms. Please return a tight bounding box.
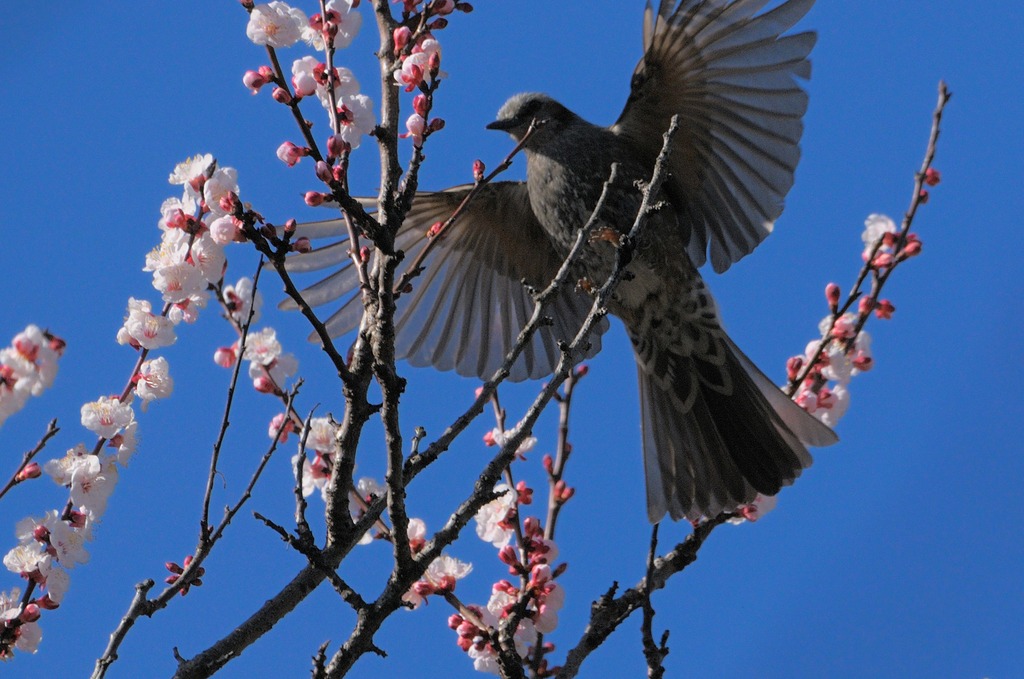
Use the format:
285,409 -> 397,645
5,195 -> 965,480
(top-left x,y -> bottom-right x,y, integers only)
401,518 -> 473,607
788,213 -> 923,430
243,2 -> 375,156
390,1 -> 473,146
1,155 -> 248,657
282,416 -> 382,543
0,326 -> 64,428
444,483 -> 564,676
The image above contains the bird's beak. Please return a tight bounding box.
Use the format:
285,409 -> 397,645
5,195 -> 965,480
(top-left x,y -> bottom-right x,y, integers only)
486,118 -> 518,131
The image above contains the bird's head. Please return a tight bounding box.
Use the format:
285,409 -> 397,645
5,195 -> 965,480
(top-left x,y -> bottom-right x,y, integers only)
486,93 -> 578,148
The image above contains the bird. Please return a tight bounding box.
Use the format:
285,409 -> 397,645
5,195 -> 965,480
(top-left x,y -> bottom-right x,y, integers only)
284,0 -> 838,523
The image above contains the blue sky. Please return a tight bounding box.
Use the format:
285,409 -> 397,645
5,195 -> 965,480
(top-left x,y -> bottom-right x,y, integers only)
1,1 -> 1021,677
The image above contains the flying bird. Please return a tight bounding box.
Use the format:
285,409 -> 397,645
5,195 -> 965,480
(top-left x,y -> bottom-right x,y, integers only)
284,0 -> 838,522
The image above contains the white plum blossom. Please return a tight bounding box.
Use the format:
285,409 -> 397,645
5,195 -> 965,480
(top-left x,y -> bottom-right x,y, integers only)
406,517 -> 427,546
3,544 -> 47,577
293,453 -> 329,500
0,588 -> 42,653
39,560 -> 69,604
223,277 -> 263,325
247,2 -> 306,48
136,357 -> 174,406
189,234 -> 227,283
292,57 -> 361,111
816,383 -> 850,428
44,444 -> 92,485
474,484 -> 516,548
70,455 -> 118,517
250,352 -> 298,386
488,428 -> 537,456
402,554 -> 473,609
118,298 -> 176,350
0,326 -> 62,426
167,295 -> 208,325
80,396 -> 134,439
305,417 -> 340,455
336,94 -> 376,149
862,213 -> 897,254
203,166 -> 240,218
168,153 -> 213,188
46,519 -> 89,568
243,327 -> 282,366
113,420 -> 139,466
328,0 -> 363,48
151,261 -> 208,304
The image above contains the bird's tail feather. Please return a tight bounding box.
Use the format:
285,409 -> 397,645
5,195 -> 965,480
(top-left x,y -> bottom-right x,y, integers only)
637,332 -> 837,523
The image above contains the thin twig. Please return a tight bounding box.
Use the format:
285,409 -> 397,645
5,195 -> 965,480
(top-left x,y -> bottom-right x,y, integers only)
201,258 -> 265,539
0,419 -> 59,502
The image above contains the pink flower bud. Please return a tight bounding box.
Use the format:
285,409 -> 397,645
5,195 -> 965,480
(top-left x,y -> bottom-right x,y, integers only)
19,603 -> 41,623
542,454 -> 554,475
858,296 -> 875,317
871,252 -> 894,269
33,525 -> 50,543
272,87 -> 293,105
825,283 -> 840,311
785,356 -> 803,382
413,93 -> 429,117
35,595 -> 59,611
316,160 -> 333,183
359,246 -> 370,263
522,516 -> 540,535
427,221 -> 443,238
304,191 -> 326,207
482,430 -> 496,446
276,141 -> 308,167
448,613 -> 464,630
166,561 -> 183,575
219,192 -> 239,214
918,189 -> 930,204
576,364 -> 589,378
284,219 -> 297,236
393,26 -> 412,51
68,510 -> 87,529
253,375 -> 277,394
852,352 -> 873,372
413,580 -> 435,597
498,545 -> 519,568
429,18 -> 448,30
428,51 -> 441,74
243,70 -> 269,93
327,134 -> 348,158
214,347 -> 237,368
472,159 -> 485,182
292,237 -> 312,253
16,462 -> 41,482
516,481 -> 533,505
900,240 -> 922,258
875,299 -> 896,319
924,167 -> 942,186
428,117 -> 445,132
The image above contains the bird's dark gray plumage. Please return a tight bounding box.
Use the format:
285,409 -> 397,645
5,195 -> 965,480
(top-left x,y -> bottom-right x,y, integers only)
284,0 -> 838,522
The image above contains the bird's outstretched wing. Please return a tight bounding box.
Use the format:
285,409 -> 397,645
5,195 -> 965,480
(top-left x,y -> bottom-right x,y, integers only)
282,181 -> 608,382
613,0 -> 816,272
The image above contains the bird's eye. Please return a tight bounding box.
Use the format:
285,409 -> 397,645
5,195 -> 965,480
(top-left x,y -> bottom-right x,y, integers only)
521,100 -> 541,118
